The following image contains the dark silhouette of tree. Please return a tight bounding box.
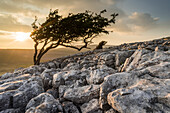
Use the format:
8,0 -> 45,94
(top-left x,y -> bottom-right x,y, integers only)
30,9 -> 118,65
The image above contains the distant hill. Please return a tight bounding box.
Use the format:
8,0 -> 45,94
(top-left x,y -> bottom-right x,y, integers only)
0,44 -> 112,75
0,48 -> 80,75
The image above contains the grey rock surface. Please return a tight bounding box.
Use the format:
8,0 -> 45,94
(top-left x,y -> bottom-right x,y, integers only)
62,101 -> 80,113
81,99 -> 103,113
0,37 -> 169,113
64,85 -> 100,104
0,75 -> 44,112
99,72 -> 138,110
26,93 -> 63,113
107,78 -> 170,113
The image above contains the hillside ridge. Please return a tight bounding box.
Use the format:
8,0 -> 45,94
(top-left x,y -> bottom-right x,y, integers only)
0,37 -> 169,113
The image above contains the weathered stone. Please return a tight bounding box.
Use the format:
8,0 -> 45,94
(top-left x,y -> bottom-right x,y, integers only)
115,50 -> 134,67
107,79 -> 170,113
0,73 -> 13,80
41,68 -> 60,90
145,62 -> 170,79
20,65 -> 46,75
13,76 -> 44,109
46,88 -> 58,99
53,70 -> 88,88
0,37 -> 169,113
95,53 -> 115,68
47,62 -> 56,68
63,63 -> 81,70
81,99 -> 102,113
0,80 -> 24,93
86,65 -> 116,84
0,90 -> 17,111
121,49 -> 150,72
64,85 -> 100,104
0,108 -> 21,113
0,74 -> 31,85
99,72 -> 138,110
26,93 -> 63,113
59,85 -> 71,99
105,108 -> 118,113
62,101 -> 79,113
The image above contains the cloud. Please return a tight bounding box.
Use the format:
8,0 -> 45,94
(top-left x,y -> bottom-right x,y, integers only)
0,0 -> 126,17
0,0 -> 126,32
0,0 -> 159,35
1,0 -> 127,32
0,14 -> 31,32
128,12 -> 159,31
109,12 -> 159,34
0,0 -> 41,16
0,31 -> 11,36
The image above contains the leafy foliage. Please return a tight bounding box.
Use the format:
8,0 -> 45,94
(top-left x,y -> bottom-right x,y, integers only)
30,9 -> 118,65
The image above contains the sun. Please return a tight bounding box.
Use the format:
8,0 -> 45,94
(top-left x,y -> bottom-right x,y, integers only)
15,32 -> 30,42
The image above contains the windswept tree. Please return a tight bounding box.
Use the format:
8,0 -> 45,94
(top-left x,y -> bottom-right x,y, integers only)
30,9 -> 118,65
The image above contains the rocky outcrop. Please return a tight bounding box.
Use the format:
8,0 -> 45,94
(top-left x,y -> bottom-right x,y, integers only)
0,37 -> 169,113
25,93 -> 63,113
63,85 -> 100,104
0,75 -> 44,112
80,99 -> 103,113
62,101 -> 80,113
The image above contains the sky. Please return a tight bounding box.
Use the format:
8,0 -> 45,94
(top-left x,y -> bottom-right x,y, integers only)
0,0 -> 170,49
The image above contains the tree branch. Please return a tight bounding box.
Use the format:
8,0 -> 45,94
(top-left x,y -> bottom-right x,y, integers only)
60,38 -> 90,51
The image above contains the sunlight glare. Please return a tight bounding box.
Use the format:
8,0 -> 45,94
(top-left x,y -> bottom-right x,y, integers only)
15,32 -> 30,42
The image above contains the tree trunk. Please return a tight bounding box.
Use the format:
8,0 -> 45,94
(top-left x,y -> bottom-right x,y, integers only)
34,46 -> 52,65
34,42 -> 38,65
34,57 -> 41,65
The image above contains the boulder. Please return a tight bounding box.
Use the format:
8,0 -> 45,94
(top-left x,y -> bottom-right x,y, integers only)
26,93 -> 63,113
46,88 -> 58,99
0,90 -> 17,111
107,79 -> 170,113
105,108 -> 118,113
0,76 -> 44,112
20,65 -> 46,76
0,73 -> 14,80
64,85 -> 100,104
13,76 -> 44,109
95,53 -> 115,68
0,80 -> 24,93
59,85 -> 71,98
99,72 -> 138,110
53,70 -> 88,88
41,68 -> 60,90
86,65 -> 116,84
145,62 -> 170,79
47,62 -> 56,68
0,74 -> 31,85
62,101 -> 79,113
80,99 -> 102,113
120,49 -> 150,72
115,50 -> 134,67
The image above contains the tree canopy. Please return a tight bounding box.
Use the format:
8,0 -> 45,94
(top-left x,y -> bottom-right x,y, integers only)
30,9 -> 118,65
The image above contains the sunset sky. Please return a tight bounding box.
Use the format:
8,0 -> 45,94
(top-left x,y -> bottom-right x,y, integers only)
0,0 -> 170,49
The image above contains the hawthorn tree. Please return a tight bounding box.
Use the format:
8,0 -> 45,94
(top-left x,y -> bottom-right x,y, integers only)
30,9 -> 118,65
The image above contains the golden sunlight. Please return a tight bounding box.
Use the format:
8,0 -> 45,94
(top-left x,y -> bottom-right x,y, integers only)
14,32 -> 30,42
